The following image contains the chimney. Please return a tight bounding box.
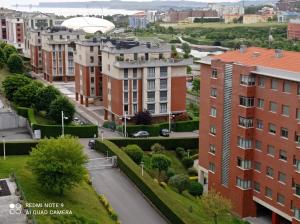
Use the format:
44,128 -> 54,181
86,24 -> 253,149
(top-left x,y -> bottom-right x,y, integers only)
240,45 -> 247,53
275,49 -> 283,58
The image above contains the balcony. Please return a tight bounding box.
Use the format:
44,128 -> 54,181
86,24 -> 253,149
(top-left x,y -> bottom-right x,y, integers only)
113,58 -> 193,69
160,97 -> 167,102
147,98 -> 155,103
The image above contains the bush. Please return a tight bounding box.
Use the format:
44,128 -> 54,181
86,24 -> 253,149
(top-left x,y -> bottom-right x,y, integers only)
133,110 -> 152,125
3,45 -> 17,61
151,143 -> 165,153
166,168 -> 176,178
151,154 -> 171,177
7,53 -> 23,73
2,74 -> 32,101
0,141 -> 38,155
13,81 -> 43,107
187,167 -> 198,176
34,85 -> 61,112
48,96 -> 75,124
182,157 -> 194,169
123,144 -> 144,164
168,174 -> 190,194
103,121 -> 116,131
188,182 -> 203,197
175,147 -> 185,158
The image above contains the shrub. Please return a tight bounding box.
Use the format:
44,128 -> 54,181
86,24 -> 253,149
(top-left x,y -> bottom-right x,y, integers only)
150,143 -> 165,154
175,147 -> 185,157
168,174 -> 190,194
151,154 -> 171,177
34,85 -> 61,112
187,167 -> 198,176
188,182 -> 203,197
123,144 -> 144,164
13,81 -> 43,107
133,110 -> 152,125
0,141 -> 38,155
48,96 -> 75,124
166,168 -> 176,178
2,74 -> 32,101
3,45 -> 17,61
182,157 -> 194,169
7,53 -> 23,73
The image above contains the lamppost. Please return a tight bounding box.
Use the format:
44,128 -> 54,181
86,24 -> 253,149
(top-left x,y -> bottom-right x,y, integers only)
120,112 -> 131,138
2,135 -> 5,160
141,161 -> 144,176
61,111 -> 69,136
101,131 -> 104,141
168,111 -> 175,133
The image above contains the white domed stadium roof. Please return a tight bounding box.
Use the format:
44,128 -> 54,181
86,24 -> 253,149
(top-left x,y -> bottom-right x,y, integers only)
61,17 -> 115,34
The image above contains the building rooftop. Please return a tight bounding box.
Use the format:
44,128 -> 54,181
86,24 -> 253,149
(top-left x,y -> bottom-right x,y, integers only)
212,47 -> 300,73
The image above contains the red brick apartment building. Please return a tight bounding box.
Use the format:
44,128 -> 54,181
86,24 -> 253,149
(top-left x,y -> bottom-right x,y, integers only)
198,47 -> 300,224
29,30 -> 43,73
288,20 -> 300,40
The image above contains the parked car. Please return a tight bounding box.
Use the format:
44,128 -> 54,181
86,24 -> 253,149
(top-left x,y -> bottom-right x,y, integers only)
160,129 -> 170,137
88,139 -> 96,149
132,131 -> 150,138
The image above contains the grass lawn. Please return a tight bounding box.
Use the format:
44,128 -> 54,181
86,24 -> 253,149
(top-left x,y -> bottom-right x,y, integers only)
0,156 -> 114,224
34,113 -> 57,125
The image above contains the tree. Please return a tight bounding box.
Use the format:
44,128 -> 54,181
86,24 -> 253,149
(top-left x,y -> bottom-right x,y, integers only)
133,110 -> 152,125
0,40 -> 6,49
34,85 -> 61,112
151,154 -> 171,177
48,96 -> 75,124
7,53 -> 23,73
0,48 -> 5,69
151,143 -> 165,154
200,189 -> 232,224
13,81 -> 43,107
192,78 -> 200,93
2,74 -> 32,101
171,44 -> 179,58
123,144 -> 144,164
181,157 -> 194,169
168,174 -> 190,194
3,45 -> 17,61
188,182 -> 203,197
28,136 -> 87,195
181,42 -> 191,58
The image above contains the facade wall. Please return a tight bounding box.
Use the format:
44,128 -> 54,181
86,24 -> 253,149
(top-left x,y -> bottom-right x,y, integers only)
288,22 -> 300,40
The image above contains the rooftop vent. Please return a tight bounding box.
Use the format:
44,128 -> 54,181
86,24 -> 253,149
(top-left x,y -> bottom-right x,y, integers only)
275,49 -> 283,58
240,45 -> 247,53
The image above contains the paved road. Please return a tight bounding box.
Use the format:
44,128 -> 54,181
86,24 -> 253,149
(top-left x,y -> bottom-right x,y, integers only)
81,139 -> 167,224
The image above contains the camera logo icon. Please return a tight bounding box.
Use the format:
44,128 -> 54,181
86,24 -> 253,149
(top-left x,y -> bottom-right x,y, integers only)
9,203 -> 22,215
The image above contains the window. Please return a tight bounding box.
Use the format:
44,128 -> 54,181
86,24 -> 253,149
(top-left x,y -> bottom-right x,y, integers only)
271,79 -> 278,90
160,79 -> 167,89
240,96 -> 254,107
133,68 -> 137,77
238,116 -> 253,128
147,104 -> 155,114
237,157 -> 251,169
280,128 -> 289,139
160,67 -> 168,77
133,104 -> 138,113
90,56 -> 94,63
91,77 -> 94,84
211,68 -> 218,78
209,144 -> 216,154
148,67 -> 155,78
269,123 -> 276,134
124,92 -> 128,104
278,172 -> 286,183
277,194 -> 285,205
210,88 -> 217,97
134,53 -> 138,60
209,162 -> 215,172
124,68 -> 128,78
256,119 -> 263,130
265,187 -> 272,198
147,80 -> 155,90
254,181 -> 260,192
266,167 -> 274,178
236,177 -> 251,189
254,161 -> 261,172
160,103 -> 167,113
210,107 -> 217,117
238,137 -> 252,149
210,125 -> 216,135
91,87 -> 94,94
160,91 -> 167,102
282,105 -> 290,117
297,109 -> 300,120
90,46 -> 94,52
283,81 -> 291,93
133,92 -> 137,103
295,158 -> 300,172
295,208 -> 300,220
123,104 -> 128,112
123,80 -> 128,91
147,91 -> 155,102
133,79 -> 137,90
267,145 -> 275,157
279,150 -> 287,161
295,184 -> 300,196
296,134 -> 300,147
257,99 -> 264,109
269,101 -> 277,112
90,66 -> 94,73
298,84 -> 300,95
240,75 -> 255,86
255,140 -> 262,151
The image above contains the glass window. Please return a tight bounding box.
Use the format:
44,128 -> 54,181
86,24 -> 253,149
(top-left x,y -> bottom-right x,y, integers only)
256,119 -> 263,130
237,157 -> 251,169
148,67 -> 155,78
147,104 -> 155,114
254,161 -> 261,171
258,77 -> 265,87
238,136 -> 252,149
236,177 -> 251,189
278,172 -> 286,183
133,92 -> 137,103
91,77 -> 94,84
124,68 -> 128,78
210,125 -> 216,135
295,158 -> 300,172
298,84 -> 300,95
133,79 -> 137,90
269,101 -> 277,112
267,145 -> 275,157
147,80 -> 155,90
147,91 -> 155,102
296,134 -> 300,147
283,81 -> 291,93
123,80 -> 128,91
281,128 -> 289,139
160,91 -> 167,101
133,68 -> 137,77
255,140 -> 262,151
254,181 -> 260,192
240,96 -> 254,107
271,79 -> 278,90
209,144 -> 216,154
133,104 -> 138,113
277,194 -> 285,205
265,187 -> 272,198
209,162 -> 215,172
160,79 -> 167,89
90,56 -> 94,63
257,99 -> 264,109
269,123 -> 276,134
295,208 -> 300,220
160,67 -> 168,77
282,105 -> 290,116
160,103 -> 167,113
211,69 -> 218,78
240,75 -> 255,86
297,109 -> 300,120
210,107 -> 217,117
266,166 -> 274,178
238,116 -> 253,128
279,149 -> 287,161
210,88 -> 217,97
90,46 -> 94,52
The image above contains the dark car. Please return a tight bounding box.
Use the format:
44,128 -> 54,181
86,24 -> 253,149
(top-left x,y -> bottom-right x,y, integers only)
88,139 -> 96,149
132,131 -> 150,138
160,129 -> 170,137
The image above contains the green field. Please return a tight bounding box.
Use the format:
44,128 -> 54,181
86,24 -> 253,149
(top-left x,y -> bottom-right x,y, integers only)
0,156 -> 114,224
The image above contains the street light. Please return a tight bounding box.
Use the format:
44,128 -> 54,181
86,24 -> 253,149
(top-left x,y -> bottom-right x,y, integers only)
168,111 -> 175,133
140,161 -> 144,176
61,111 -> 69,136
101,131 -> 104,141
2,135 -> 5,160
120,112 -> 131,138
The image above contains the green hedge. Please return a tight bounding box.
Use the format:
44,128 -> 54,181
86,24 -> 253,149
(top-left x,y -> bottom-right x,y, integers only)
0,141 -> 38,155
118,120 -> 199,137
95,140 -> 198,224
109,137 -> 198,151
16,107 -> 98,138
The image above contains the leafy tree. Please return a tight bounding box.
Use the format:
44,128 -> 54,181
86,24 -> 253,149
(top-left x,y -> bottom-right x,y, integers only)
0,48 -> 5,69
0,40 -> 6,49
28,136 -> 87,195
123,144 -> 144,164
182,157 -> 194,169
133,110 -> 152,125
3,45 -> 17,61
7,53 -> 23,73
151,154 -> 171,177
200,189 -> 232,224
168,174 -> 190,194
34,85 -> 61,112
171,44 -> 179,58
2,74 -> 32,101
188,182 -> 203,197
181,42 -> 191,58
192,78 -> 200,93
48,96 -> 75,124
13,81 -> 43,107
151,143 -> 165,154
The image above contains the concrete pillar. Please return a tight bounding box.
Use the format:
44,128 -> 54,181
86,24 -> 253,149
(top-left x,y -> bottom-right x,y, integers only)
80,95 -> 83,105
272,212 -> 280,224
75,93 -> 79,101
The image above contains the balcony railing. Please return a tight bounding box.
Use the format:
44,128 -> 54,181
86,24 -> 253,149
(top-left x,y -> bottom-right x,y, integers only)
113,58 -> 193,68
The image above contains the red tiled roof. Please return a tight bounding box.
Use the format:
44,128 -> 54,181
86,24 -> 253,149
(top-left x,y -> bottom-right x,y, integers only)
213,47 -> 300,73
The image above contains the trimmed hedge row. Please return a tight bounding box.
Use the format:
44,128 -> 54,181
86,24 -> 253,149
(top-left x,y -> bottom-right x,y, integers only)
118,120 -> 199,137
0,141 -> 38,155
17,107 -> 98,138
109,137 -> 198,151
95,140 -> 198,224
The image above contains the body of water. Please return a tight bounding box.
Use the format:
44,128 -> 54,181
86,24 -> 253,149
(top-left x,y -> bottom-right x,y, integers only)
7,6 -> 139,16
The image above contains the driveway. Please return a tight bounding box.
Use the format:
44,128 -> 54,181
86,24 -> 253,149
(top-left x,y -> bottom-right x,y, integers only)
81,139 -> 167,224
